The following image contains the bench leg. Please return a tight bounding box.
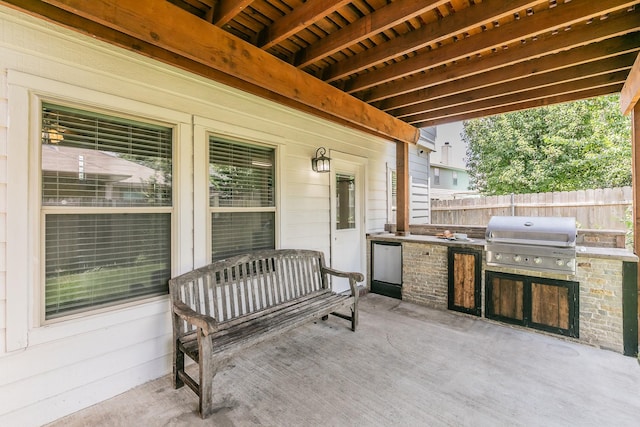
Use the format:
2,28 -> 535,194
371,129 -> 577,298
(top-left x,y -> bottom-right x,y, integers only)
351,298 -> 358,331
351,306 -> 358,331
198,330 -> 216,419
173,341 -> 185,389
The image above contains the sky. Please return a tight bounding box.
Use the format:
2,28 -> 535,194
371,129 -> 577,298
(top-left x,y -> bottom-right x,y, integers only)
435,121 -> 465,147
433,121 -> 467,169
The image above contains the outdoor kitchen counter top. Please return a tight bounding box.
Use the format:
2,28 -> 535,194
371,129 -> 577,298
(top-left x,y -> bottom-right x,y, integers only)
367,233 -> 638,262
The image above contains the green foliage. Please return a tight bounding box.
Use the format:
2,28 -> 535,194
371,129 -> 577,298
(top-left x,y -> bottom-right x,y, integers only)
463,95 -> 631,195
46,263 -> 167,309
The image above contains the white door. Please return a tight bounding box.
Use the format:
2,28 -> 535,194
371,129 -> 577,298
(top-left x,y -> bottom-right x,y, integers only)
330,154 -> 365,293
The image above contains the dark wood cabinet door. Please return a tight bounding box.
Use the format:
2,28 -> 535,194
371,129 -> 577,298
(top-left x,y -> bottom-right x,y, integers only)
448,248 -> 481,316
486,271 -> 578,338
531,281 -> 571,331
490,276 -> 524,321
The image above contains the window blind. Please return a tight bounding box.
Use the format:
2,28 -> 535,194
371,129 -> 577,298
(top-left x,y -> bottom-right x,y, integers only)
42,103 -> 173,319
209,138 -> 274,208
209,137 -> 275,260
211,212 -> 275,260
45,214 -> 171,319
42,103 -> 172,207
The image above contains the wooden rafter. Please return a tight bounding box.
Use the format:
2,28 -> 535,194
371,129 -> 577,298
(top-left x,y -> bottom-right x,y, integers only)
324,0 -> 545,83
416,84 -> 625,127
293,0 -> 451,69
395,53 -> 638,119
259,0 -> 352,50
375,13 -> 640,106
347,0 -> 639,94
213,0 -> 254,27
408,71 -> 629,124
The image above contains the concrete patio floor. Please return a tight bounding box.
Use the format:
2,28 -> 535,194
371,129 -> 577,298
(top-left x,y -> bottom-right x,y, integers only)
47,293 -> 640,427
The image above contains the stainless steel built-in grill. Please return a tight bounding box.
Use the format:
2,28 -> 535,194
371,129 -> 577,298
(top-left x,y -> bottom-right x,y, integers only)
485,216 -> 577,274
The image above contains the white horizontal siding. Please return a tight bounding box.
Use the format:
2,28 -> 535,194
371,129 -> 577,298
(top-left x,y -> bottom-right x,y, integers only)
1,342 -> 169,426
0,310 -> 171,409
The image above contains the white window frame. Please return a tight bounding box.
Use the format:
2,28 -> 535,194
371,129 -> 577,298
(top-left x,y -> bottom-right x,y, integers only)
6,71 -> 192,349
193,116 -> 282,268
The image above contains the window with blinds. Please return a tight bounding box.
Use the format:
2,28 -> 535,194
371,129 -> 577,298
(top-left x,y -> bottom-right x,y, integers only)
41,103 -> 172,320
209,137 -> 275,260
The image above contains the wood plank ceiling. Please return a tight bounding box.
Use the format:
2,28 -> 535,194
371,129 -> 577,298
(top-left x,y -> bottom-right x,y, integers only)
3,0 -> 640,144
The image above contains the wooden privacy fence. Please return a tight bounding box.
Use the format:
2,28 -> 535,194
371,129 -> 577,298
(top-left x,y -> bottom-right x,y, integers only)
430,187 -> 632,230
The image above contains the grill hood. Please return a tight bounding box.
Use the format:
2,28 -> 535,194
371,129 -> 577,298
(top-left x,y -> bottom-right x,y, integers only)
486,216 -> 576,248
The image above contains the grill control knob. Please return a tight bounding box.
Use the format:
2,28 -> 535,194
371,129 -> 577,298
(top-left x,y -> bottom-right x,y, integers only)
513,255 -> 522,262
533,257 -> 542,264
495,253 -> 502,261
556,259 -> 565,266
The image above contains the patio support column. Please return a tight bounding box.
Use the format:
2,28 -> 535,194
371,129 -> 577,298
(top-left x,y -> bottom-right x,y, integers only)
620,52 -> 640,350
633,105 -> 640,347
396,141 -> 409,236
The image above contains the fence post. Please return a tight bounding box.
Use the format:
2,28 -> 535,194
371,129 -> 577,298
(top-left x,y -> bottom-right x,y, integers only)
511,193 -> 515,216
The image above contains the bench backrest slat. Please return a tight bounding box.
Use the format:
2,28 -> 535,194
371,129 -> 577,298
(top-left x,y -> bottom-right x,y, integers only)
170,250 -> 328,337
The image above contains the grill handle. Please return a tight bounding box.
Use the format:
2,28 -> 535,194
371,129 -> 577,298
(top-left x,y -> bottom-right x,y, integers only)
486,237 -> 575,247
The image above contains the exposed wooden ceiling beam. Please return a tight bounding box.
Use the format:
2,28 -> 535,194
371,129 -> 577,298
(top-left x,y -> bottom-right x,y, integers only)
371,11 -> 640,105
18,0 -> 418,144
391,48 -> 639,118
213,0 -> 254,27
293,0 -> 450,68
416,84 -> 625,127
323,0 -> 545,83
259,0 -> 352,50
621,53 -> 640,114
407,71 -> 629,125
347,0 -> 638,94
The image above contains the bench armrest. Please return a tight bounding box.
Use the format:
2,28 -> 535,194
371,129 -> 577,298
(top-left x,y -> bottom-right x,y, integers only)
322,266 -> 364,296
173,300 -> 218,336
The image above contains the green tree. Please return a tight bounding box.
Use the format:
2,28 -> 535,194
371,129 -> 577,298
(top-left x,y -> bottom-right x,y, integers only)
463,95 -> 631,195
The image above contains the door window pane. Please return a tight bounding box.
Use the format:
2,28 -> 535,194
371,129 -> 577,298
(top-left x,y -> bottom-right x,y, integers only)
336,173 -> 355,230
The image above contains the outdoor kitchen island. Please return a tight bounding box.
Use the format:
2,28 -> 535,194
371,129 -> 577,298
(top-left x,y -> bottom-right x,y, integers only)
367,229 -> 638,356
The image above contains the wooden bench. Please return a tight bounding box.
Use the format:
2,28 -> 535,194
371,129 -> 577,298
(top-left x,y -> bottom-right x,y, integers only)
169,249 -> 364,418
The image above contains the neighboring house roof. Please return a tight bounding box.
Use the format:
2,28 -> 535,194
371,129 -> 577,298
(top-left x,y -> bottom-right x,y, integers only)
41,144 -> 164,185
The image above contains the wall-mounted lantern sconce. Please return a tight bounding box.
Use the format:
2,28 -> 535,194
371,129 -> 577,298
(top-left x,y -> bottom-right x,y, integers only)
311,147 -> 331,173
